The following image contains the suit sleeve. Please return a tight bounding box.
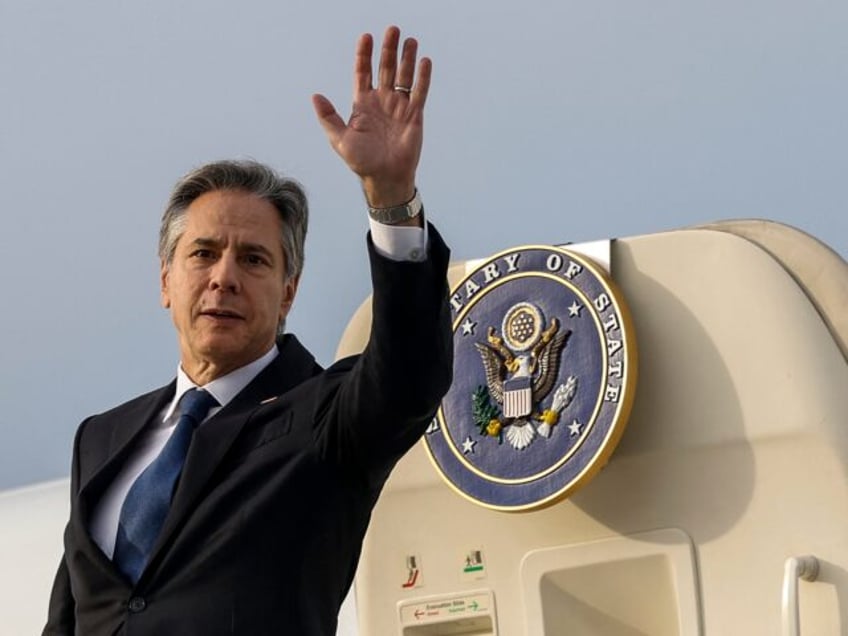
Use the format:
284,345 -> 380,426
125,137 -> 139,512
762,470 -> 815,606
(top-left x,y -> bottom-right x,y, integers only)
314,223 -> 453,477
43,555 -> 74,635
43,420 -> 87,635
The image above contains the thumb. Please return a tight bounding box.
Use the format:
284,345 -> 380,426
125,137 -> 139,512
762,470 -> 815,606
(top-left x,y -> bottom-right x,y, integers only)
311,94 -> 346,146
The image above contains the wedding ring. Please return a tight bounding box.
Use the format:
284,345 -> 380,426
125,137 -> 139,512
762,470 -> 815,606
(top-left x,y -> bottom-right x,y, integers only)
393,85 -> 412,94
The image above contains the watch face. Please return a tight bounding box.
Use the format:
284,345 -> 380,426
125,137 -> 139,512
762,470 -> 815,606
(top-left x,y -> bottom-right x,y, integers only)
371,208 -> 403,223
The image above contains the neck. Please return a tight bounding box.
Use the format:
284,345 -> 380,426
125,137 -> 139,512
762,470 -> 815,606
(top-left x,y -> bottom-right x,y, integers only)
181,359 -> 240,386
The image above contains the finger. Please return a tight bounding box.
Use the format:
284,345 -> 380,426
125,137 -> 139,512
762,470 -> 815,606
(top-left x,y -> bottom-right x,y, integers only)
353,33 -> 373,96
377,25 -> 401,89
410,57 -> 432,109
311,94 -> 346,146
395,37 -> 418,93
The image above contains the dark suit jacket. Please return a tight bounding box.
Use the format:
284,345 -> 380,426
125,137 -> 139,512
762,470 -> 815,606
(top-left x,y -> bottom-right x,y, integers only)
44,229 -> 452,635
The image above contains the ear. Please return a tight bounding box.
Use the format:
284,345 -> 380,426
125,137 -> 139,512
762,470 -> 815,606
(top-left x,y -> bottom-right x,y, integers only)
160,260 -> 171,309
278,275 -> 299,321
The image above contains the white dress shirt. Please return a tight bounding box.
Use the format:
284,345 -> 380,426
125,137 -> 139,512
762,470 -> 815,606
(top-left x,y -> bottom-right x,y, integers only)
89,221 -> 426,558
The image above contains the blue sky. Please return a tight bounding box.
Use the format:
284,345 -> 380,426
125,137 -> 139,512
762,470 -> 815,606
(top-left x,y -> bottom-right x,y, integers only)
1,0 -> 846,489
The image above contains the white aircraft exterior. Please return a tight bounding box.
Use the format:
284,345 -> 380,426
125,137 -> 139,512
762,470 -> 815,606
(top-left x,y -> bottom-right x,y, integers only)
3,219 -> 846,635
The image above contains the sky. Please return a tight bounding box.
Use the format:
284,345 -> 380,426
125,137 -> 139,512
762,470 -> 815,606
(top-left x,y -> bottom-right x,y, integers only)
1,0 -> 846,492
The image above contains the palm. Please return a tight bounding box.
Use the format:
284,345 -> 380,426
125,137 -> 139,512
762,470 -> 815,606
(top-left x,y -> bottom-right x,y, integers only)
339,90 -> 422,184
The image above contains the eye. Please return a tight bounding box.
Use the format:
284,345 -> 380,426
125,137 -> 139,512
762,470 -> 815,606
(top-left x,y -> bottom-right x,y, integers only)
190,249 -> 215,260
245,253 -> 270,266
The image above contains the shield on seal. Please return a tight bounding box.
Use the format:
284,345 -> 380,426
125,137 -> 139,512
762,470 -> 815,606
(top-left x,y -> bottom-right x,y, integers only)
503,376 -> 532,417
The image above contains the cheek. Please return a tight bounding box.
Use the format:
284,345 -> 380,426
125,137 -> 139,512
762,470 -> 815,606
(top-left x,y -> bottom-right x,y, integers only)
167,279 -> 199,316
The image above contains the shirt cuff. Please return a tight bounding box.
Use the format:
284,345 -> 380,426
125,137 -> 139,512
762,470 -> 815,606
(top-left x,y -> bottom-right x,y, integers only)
368,215 -> 429,262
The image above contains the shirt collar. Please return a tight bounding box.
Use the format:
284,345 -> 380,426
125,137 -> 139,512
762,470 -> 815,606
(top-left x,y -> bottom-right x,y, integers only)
163,345 -> 279,422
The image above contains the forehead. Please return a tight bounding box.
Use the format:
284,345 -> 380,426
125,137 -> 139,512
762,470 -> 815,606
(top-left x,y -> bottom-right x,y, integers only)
181,190 -> 283,249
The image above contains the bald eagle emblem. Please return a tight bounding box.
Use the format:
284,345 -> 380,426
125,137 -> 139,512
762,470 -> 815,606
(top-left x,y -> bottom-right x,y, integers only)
473,302 -> 578,450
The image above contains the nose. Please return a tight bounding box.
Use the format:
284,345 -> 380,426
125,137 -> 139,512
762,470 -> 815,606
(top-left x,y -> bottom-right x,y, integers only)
208,253 -> 240,293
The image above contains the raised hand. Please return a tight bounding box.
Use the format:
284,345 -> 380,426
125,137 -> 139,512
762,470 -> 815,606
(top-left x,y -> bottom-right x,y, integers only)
312,25 -> 432,208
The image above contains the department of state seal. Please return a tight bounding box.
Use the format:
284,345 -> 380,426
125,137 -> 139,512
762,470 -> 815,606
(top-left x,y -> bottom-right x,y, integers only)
424,244 -> 637,511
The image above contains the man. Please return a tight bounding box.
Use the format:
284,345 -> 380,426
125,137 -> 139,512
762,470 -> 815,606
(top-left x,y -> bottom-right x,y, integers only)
44,26 -> 451,635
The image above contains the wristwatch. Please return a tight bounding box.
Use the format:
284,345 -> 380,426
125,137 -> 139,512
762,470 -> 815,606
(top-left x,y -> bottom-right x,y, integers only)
367,189 -> 423,225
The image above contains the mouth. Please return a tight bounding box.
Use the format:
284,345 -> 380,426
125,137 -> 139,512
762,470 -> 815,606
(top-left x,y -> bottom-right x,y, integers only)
199,308 -> 245,321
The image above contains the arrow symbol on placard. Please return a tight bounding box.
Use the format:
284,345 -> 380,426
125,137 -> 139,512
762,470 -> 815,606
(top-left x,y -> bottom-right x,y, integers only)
469,601 -> 479,611
414,609 -> 425,619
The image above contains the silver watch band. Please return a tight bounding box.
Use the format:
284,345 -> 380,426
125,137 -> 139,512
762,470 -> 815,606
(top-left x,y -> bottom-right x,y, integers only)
367,189 -> 423,225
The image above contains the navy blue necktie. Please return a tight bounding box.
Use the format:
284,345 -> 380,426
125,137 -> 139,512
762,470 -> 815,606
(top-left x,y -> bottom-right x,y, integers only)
113,388 -> 219,584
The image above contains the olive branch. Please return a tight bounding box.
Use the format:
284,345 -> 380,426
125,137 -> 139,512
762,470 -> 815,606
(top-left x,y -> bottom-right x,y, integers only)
471,385 -> 503,444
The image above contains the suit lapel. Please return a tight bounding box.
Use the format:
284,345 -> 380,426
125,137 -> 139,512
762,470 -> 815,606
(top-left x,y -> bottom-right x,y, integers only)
77,383 -> 175,518
71,384 -> 175,585
143,336 -> 320,581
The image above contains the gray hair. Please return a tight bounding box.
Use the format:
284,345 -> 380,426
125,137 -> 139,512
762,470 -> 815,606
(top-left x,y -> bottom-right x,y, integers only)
159,159 -> 309,283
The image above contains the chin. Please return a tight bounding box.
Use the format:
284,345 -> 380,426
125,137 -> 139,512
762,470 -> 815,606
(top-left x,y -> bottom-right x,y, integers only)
195,337 -> 249,361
